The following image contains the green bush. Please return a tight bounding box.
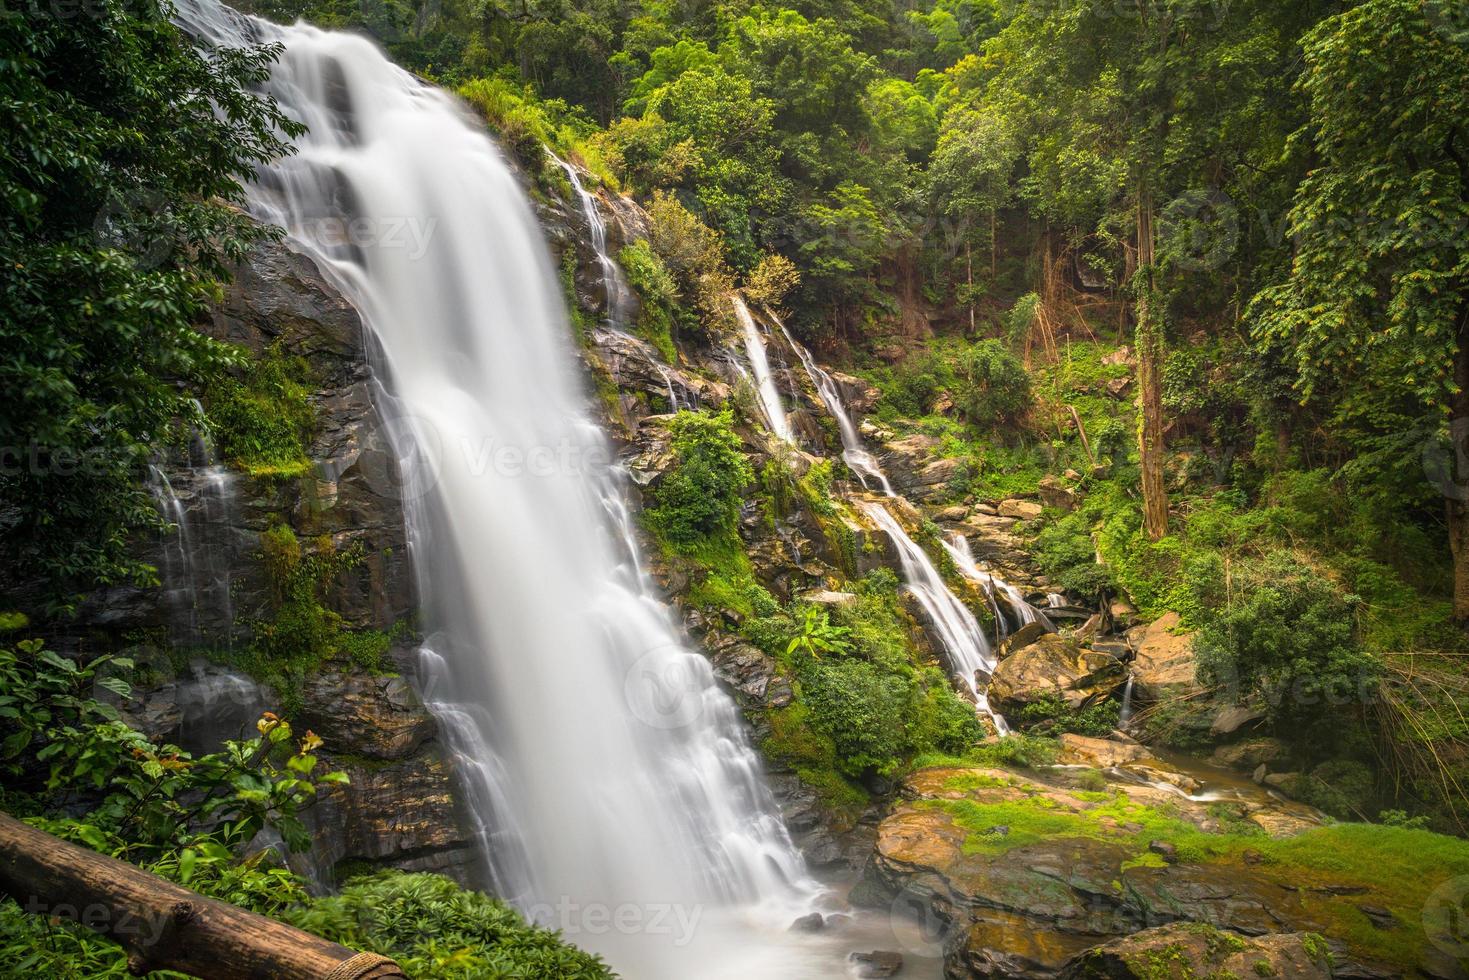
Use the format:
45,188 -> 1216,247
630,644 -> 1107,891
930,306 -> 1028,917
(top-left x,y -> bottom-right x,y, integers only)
953,340 -> 1031,429
1032,510 -> 1114,600
799,656 -> 912,777
646,410 -> 753,546
619,240 -> 679,362
1014,692 -> 1121,736
287,872 -> 613,979
207,344 -> 316,477
1195,551 -> 1375,726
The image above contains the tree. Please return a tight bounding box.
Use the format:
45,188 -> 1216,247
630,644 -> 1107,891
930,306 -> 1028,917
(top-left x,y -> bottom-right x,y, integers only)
1251,0 -> 1469,618
0,0 -> 298,608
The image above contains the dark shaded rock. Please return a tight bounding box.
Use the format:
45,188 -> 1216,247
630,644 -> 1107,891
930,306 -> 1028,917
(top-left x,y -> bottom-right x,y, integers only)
849,950 -> 903,977
790,912 -> 826,932
298,664 -> 436,760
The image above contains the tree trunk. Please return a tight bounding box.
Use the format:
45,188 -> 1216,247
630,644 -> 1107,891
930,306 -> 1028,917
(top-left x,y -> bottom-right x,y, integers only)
966,241 -> 975,334
1449,308 -> 1469,621
0,813 -> 404,979
1135,194 -> 1169,541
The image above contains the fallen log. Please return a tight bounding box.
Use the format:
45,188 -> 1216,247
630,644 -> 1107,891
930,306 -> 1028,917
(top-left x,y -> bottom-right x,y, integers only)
0,812 -> 405,979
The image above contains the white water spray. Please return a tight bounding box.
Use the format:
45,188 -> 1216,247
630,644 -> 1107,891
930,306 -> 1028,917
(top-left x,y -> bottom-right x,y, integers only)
173,5 -> 856,974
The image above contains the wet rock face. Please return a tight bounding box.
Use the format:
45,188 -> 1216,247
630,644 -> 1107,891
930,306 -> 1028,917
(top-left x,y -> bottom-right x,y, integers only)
68,237 -> 475,886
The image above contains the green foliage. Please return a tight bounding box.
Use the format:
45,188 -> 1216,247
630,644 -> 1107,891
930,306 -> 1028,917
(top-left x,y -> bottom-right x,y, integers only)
0,638 -> 347,860
207,344 -> 316,477
0,0 -> 298,605
646,410 -> 753,547
1031,509 -> 1113,600
1195,552 -> 1376,727
786,607 -> 852,660
1013,693 -> 1120,737
286,872 -> 613,978
951,340 -> 1031,429
798,655 -> 913,777
618,240 -> 679,362
238,525 -> 390,716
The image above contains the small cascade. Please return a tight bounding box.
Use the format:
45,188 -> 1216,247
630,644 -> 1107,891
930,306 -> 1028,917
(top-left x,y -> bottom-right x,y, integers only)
943,533 -> 1054,638
146,413 -> 239,647
551,154 -> 634,329
1118,672 -> 1136,727
1047,592 -> 1066,608
856,500 -> 1009,735
731,296 -> 793,442
771,312 -> 893,494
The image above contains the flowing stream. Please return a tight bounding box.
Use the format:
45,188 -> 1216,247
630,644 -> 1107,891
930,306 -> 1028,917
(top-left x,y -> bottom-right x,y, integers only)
171,5 -> 913,975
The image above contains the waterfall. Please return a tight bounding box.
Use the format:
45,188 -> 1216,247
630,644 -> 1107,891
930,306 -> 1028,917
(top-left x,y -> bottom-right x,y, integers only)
944,533 -> 1054,637
855,501 -> 1010,735
1118,672 -> 1136,727
551,154 -> 634,329
771,312 -> 893,494
176,5 -> 849,975
731,296 -> 793,442
146,412 -> 238,647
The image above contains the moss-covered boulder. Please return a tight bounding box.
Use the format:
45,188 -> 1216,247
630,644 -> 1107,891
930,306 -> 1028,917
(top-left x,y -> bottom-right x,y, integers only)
1058,923 -> 1332,979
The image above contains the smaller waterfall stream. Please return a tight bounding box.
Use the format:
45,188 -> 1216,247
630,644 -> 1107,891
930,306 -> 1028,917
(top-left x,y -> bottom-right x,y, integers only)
731,296 -> 793,442
552,155 -> 633,329
771,312 -> 893,494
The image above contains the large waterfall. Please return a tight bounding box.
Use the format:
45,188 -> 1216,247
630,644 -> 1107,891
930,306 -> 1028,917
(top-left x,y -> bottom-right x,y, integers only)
172,5 -> 886,975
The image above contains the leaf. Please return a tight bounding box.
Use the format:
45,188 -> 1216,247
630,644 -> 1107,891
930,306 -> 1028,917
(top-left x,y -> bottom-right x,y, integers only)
178,847 -> 197,883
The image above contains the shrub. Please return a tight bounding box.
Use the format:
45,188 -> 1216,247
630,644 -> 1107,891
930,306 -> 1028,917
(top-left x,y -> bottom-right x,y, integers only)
646,410 -> 753,546
953,340 -> 1031,429
207,344 -> 316,477
1014,692 -> 1121,736
1195,551 -> 1375,726
618,240 -> 679,362
1032,510 -> 1114,600
287,872 -> 613,979
799,656 -> 912,777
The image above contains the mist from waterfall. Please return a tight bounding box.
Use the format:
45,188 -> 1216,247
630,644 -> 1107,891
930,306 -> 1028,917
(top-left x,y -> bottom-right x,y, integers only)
172,4 -> 864,975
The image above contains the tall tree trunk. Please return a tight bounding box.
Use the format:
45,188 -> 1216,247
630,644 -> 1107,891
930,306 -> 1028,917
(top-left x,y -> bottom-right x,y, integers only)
1449,308 -> 1469,621
966,241 -> 976,335
1135,194 -> 1168,541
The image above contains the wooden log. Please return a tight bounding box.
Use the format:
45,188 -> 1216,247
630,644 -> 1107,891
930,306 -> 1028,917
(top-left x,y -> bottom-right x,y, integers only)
0,812 -> 405,979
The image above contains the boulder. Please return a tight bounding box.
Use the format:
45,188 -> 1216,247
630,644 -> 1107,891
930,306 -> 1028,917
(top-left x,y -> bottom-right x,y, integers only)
997,620 -> 1049,659
1058,733 -> 1151,768
800,590 -> 858,607
989,635 -> 1125,713
299,666 -> 436,760
1211,738 -> 1288,771
848,950 -> 903,977
1037,476 -> 1080,512
1128,612 -> 1202,701
1210,703 -> 1266,737
1059,923 -> 1333,979
998,498 -> 1043,521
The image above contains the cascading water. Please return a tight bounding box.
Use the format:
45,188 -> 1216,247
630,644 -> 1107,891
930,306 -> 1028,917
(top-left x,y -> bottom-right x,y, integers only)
944,533 -> 1054,636
855,500 -> 1009,735
172,5 -> 896,975
731,296 -> 793,442
772,310 -> 1029,731
771,311 -> 893,494
146,410 -> 238,647
551,154 -> 634,329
